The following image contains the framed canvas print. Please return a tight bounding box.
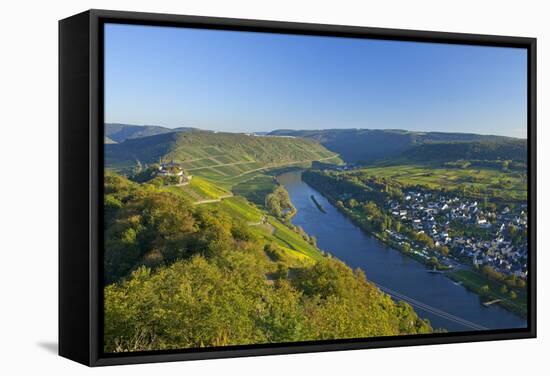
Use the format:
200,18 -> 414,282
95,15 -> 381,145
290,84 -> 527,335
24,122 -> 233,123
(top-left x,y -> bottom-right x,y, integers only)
59,9 -> 536,366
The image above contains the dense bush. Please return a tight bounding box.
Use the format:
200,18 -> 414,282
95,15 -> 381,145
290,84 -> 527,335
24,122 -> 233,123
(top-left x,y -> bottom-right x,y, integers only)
265,186 -> 296,219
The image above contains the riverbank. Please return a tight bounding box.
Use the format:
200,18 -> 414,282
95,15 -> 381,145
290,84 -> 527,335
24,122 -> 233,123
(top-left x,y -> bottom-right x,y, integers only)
448,270 -> 527,318
301,171 -> 527,319
278,169 -> 526,331
302,173 -> 439,267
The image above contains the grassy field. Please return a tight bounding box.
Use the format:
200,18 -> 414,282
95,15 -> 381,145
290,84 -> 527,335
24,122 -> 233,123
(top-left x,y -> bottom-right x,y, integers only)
209,196 -> 323,262
205,195 -> 323,265
185,163 -> 326,264
268,218 -> 324,261
203,187 -> 323,261
106,131 -> 342,181
448,269 -> 527,318
166,176 -> 231,202
207,196 -> 264,223
195,157 -> 340,189
359,163 -> 527,201
187,176 -> 230,199
232,175 -> 279,205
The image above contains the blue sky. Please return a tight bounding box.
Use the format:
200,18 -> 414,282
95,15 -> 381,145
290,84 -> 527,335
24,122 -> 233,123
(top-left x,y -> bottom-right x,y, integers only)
104,23 -> 527,138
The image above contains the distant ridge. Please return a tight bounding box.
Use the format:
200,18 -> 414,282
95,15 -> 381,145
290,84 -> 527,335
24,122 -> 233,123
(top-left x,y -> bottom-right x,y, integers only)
104,124 -> 526,165
268,128 -> 524,163
401,140 -> 527,163
105,123 -> 196,143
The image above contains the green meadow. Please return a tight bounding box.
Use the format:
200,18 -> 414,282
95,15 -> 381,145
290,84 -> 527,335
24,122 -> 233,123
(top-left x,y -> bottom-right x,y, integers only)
359,163 -> 527,201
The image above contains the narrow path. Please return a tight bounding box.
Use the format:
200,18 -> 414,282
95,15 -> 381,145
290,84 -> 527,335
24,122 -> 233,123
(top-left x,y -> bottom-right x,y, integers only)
180,154 -> 226,163
193,194 -> 233,205
187,160 -> 256,171
247,216 -> 269,226
228,156 -> 340,179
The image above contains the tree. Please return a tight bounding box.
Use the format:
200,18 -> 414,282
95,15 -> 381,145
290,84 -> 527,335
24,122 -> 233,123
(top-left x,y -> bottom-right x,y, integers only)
499,284 -> 508,294
362,201 -> 381,217
384,216 -> 392,232
429,257 -> 439,268
481,265 -> 504,282
484,201 -> 497,212
347,198 -> 359,209
480,285 -> 490,296
265,186 -> 295,219
265,192 -> 282,217
438,246 -> 450,257
509,290 -> 517,300
505,275 -> 517,288
416,232 -> 435,249
501,160 -> 511,172
394,221 -> 402,233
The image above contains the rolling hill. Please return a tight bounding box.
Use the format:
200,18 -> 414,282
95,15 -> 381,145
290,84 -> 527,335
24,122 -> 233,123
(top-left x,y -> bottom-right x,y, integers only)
268,129 -> 523,163
105,130 -> 342,188
105,123 -> 196,143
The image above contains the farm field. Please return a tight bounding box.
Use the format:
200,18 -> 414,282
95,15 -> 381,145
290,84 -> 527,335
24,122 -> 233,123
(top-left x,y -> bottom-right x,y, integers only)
166,176 -> 231,202
205,196 -> 264,224
191,156 -> 341,189
267,217 -> 324,262
205,190 -> 324,262
359,163 -> 527,201
232,175 -> 279,205
203,195 -> 321,265
105,131 -> 342,182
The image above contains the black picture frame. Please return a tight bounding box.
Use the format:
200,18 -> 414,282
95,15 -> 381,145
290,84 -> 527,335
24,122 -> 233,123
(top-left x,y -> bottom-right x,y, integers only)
59,9 -> 537,367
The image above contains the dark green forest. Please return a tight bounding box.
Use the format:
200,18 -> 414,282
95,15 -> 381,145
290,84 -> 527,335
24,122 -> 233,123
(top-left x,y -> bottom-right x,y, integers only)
400,140 -> 527,163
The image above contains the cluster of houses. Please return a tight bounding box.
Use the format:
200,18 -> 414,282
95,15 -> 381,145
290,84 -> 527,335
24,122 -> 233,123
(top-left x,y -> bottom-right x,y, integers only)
385,190 -> 528,279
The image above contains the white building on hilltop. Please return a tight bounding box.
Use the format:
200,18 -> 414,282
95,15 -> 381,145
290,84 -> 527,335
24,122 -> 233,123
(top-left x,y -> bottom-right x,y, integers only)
158,160 -> 191,185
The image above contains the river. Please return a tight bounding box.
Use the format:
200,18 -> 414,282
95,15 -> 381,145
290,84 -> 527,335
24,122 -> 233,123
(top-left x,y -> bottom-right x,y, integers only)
278,170 -> 526,332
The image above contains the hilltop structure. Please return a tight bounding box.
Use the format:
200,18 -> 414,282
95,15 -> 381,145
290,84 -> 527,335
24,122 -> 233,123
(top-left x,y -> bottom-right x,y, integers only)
158,160 -> 191,185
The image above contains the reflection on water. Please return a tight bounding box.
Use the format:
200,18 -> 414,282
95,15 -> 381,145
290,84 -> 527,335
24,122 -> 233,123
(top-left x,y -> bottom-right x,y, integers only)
278,170 -> 526,332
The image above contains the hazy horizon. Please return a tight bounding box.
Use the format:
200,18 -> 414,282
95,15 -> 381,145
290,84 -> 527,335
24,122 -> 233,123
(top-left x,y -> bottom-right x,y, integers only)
105,24 -> 528,138
105,122 -> 527,140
